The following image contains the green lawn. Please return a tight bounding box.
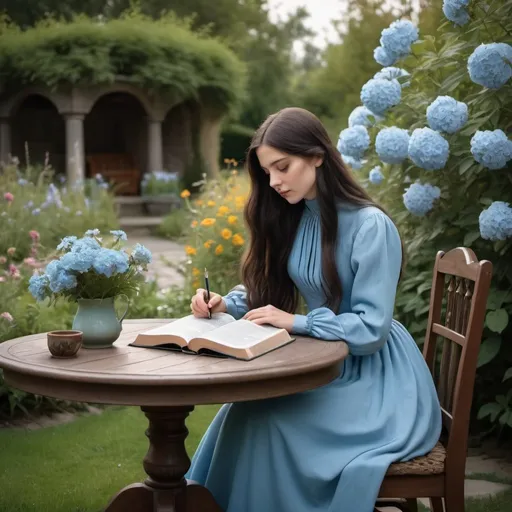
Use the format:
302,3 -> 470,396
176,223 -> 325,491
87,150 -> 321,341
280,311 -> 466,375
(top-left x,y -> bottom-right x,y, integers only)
0,405 -> 219,512
0,406 -> 510,512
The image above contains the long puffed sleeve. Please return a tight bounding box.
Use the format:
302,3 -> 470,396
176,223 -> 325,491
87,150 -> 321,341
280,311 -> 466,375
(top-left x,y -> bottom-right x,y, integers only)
223,285 -> 249,320
292,213 -> 402,356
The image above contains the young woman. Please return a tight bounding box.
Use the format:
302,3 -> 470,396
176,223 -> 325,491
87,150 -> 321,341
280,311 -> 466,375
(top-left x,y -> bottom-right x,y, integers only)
187,107 -> 441,512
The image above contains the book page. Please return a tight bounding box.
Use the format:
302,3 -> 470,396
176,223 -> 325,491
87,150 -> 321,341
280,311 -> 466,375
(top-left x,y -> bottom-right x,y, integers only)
141,313 -> 235,343
200,319 -> 288,349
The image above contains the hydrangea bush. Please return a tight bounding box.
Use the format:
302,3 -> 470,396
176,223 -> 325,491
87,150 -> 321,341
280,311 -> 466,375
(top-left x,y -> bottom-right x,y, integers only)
339,2 -> 512,432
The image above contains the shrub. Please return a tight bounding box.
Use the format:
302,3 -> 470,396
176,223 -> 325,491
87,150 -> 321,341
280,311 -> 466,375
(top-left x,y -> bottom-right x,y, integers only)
178,167 -> 249,296
342,1 -> 512,435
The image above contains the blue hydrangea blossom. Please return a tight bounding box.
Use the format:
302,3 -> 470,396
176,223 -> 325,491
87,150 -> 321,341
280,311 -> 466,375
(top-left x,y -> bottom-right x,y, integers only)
85,228 -> 100,237
361,78 -> 402,115
374,46 -> 395,67
369,166 -> 384,184
468,43 -> 512,89
470,129 -> 512,170
337,126 -> 370,159
442,0 -> 470,26
93,249 -> 130,277
376,127 -> 410,164
479,201 -> 512,241
110,230 -> 128,242
408,128 -> 450,170
28,274 -> 50,301
374,67 -> 410,87
374,20 -> 419,66
57,236 -> 78,251
348,106 -> 380,128
403,182 -> 441,216
426,96 -> 468,134
341,155 -> 365,170
45,260 -> 78,293
132,244 -> 152,265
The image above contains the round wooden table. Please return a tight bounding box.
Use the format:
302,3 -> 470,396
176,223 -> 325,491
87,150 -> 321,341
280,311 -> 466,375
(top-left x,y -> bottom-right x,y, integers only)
0,319 -> 349,512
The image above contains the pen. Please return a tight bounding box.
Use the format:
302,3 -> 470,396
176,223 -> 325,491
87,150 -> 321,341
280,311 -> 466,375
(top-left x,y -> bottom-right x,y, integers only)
204,268 -> 212,319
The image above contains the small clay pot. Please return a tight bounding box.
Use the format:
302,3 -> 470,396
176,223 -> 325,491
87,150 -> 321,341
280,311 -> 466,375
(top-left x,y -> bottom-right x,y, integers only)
47,330 -> 83,358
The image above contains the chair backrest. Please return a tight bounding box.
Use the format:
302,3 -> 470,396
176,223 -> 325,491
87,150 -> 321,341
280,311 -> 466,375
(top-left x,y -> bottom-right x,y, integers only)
422,247 -> 492,476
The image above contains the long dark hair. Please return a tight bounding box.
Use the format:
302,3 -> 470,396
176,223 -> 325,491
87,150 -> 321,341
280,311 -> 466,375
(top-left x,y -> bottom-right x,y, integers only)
241,107 -> 402,314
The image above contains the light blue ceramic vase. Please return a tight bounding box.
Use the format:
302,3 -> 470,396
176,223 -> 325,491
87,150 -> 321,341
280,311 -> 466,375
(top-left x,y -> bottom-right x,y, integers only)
72,296 -> 129,349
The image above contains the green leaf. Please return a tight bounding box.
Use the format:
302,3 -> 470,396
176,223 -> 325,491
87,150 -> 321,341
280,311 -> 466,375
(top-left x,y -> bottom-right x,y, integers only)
459,158 -> 475,175
477,336 -> 501,368
464,231 -> 480,246
486,309 -> 509,333
499,410 -> 512,426
487,291 -> 511,310
503,367 -> 512,382
477,402 -> 502,422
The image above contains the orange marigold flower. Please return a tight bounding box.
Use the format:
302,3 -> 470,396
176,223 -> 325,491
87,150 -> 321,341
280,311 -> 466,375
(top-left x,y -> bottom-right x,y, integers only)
217,205 -> 230,216
228,215 -> 237,225
200,218 -> 216,227
185,245 -> 197,256
192,267 -> 200,276
221,228 -> 232,240
207,200 -> 216,207
180,189 -> 191,198
191,220 -> 198,228
232,234 -> 245,246
204,239 -> 215,249
214,244 -> 224,255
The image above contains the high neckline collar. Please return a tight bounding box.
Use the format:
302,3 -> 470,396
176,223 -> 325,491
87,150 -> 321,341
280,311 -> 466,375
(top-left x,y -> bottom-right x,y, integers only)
305,198 -> 320,214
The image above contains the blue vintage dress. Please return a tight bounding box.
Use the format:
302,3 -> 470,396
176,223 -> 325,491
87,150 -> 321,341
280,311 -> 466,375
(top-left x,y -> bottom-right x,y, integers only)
186,199 -> 442,512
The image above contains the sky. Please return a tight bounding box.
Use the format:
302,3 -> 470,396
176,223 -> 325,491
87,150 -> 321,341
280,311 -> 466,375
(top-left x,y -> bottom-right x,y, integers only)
267,0 -> 342,50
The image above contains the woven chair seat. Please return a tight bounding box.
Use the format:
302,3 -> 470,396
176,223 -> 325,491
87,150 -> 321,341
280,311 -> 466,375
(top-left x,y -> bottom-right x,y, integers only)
386,442 -> 446,476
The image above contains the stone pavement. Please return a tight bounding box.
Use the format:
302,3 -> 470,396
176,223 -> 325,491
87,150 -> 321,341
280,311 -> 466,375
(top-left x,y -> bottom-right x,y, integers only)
126,232 -> 512,507
126,229 -> 186,289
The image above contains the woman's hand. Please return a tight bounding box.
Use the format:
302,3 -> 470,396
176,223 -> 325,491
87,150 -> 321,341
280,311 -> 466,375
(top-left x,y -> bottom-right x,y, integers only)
243,305 -> 295,332
190,288 -> 227,318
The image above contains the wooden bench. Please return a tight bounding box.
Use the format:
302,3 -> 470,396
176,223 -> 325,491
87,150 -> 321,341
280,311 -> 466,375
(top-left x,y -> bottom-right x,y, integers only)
87,153 -> 141,195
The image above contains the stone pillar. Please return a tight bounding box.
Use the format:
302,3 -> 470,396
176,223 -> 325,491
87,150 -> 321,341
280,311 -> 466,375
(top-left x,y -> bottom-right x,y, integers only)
64,114 -> 85,185
148,118 -> 163,172
0,117 -> 11,167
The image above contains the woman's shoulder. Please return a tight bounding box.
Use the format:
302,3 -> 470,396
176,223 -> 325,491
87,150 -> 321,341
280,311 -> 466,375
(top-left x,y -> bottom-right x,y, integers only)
337,202 -> 391,233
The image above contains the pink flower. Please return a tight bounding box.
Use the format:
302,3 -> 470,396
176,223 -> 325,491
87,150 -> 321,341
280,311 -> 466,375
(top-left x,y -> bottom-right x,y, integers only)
1,312 -> 13,322
0,276 -> 5,282
0,256 -> 6,264
23,257 -> 39,268
29,230 -> 40,242
4,192 -> 14,202
9,264 -> 20,278
7,247 -> 15,256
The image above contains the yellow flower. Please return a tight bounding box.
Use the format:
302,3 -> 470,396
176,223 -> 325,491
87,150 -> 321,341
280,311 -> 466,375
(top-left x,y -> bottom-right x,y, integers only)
207,200 -> 216,207
185,245 -> 197,256
200,218 -> 216,227
191,220 -> 198,228
232,234 -> 245,246
192,279 -> 200,289
228,215 -> 238,225
192,267 -> 200,276
195,199 -> 204,206
223,158 -> 230,164
215,244 -> 224,255
204,239 -> 215,249
217,205 -> 230,216
221,228 -> 232,240
180,189 -> 191,198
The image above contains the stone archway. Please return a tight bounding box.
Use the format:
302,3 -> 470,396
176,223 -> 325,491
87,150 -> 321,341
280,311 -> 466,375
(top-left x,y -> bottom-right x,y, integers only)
84,92 -> 148,195
11,94 -> 65,174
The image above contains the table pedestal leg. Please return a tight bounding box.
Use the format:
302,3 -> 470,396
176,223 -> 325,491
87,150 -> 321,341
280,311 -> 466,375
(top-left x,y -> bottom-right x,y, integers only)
105,406 -> 223,512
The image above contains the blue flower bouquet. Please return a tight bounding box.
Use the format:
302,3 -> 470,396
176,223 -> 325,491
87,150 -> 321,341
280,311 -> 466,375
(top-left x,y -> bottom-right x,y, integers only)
28,229 -> 152,348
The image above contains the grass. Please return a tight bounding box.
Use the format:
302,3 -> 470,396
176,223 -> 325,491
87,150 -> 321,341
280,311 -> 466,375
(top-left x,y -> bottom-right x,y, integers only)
0,405 -> 219,512
0,405 -> 511,512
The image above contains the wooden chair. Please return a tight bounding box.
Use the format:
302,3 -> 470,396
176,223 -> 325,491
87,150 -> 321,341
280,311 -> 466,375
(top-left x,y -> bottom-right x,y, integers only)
86,153 -> 141,195
377,247 -> 493,512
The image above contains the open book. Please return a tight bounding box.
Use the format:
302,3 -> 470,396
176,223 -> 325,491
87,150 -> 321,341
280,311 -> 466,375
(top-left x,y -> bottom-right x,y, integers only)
130,313 -> 294,360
